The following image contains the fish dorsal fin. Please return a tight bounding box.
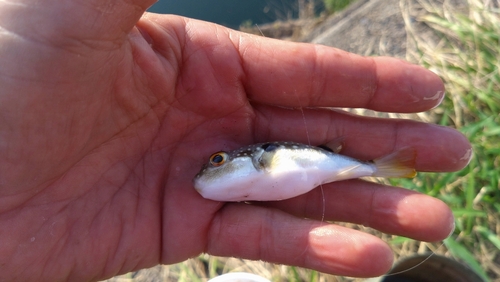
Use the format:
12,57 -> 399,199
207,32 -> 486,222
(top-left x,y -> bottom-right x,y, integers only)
320,136 -> 345,153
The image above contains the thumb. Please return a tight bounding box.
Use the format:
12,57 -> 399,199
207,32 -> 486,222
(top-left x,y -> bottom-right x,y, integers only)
0,0 -> 157,44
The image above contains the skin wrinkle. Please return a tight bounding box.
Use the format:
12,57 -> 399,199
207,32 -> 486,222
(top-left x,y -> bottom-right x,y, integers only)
365,57 -> 379,109
235,39 -> 253,106
39,214 -> 72,279
40,244 -> 62,281
144,17 -> 184,69
227,30 -> 247,94
236,36 -> 261,104
251,104 -> 272,142
133,23 -> 152,45
365,186 -> 377,228
332,111 -> 349,149
272,211 -> 310,265
251,106 -> 395,151
259,208 -> 274,260
97,206 -> 122,271
373,190 -> 444,238
97,209 -> 119,277
306,187 -> 325,220
3,39 -> 98,85
234,38 -> 269,126
77,0 -> 139,42
204,40 -> 230,96
326,109 -> 347,147
55,3 -> 127,52
178,20 -> 194,81
175,31 -> 250,123
308,45 -> 322,106
307,227 -> 352,273
115,202 -> 140,274
405,68 -> 427,104
322,111 -> 336,144
129,54 -> 158,106
152,160 -> 167,264
116,5 -> 146,36
391,118 -> 402,153
205,203 -> 226,255
299,238 -> 311,268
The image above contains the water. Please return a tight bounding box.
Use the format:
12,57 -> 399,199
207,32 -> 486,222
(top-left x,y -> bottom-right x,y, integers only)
147,0 -> 300,29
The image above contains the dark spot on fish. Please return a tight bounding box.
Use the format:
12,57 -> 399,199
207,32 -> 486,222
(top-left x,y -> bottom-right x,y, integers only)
317,145 -> 334,152
261,143 -> 279,152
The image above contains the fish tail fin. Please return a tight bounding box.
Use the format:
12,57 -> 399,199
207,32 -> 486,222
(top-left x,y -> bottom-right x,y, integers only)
372,147 -> 417,178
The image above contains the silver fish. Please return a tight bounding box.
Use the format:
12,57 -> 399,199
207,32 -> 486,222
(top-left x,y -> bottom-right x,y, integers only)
194,141 -> 416,201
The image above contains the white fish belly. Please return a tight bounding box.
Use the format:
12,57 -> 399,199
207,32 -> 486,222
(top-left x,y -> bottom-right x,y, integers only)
196,168 -> 321,201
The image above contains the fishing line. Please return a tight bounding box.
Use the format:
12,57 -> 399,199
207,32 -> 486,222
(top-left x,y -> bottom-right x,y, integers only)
383,241 -> 445,276
257,22 -> 326,222
294,92 -> 326,223
255,24 -> 264,36
251,25 -> 440,277
255,20 -> 440,276
291,73 -> 433,275
319,184 -> 325,223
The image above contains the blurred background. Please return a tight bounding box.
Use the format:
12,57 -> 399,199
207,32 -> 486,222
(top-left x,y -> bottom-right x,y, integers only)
147,0 -> 301,28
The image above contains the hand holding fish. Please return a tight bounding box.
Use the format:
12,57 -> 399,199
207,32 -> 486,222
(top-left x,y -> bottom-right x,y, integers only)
0,0 -> 471,281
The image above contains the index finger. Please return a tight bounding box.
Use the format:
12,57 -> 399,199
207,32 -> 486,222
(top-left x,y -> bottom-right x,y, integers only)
239,36 -> 444,113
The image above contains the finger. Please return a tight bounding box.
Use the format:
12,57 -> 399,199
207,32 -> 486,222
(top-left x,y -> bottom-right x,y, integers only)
238,35 -> 444,112
253,105 -> 472,172
257,180 -> 454,242
207,204 -> 394,277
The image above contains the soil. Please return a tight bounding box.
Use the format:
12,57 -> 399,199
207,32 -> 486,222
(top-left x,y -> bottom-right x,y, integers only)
306,0 -> 408,58
243,0 -> 408,58
243,0 -> 468,59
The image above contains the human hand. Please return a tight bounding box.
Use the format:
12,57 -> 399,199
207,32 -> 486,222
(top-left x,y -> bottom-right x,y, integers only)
0,0 -> 471,281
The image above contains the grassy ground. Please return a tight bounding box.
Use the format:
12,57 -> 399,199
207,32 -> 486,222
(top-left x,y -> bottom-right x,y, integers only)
398,0 -> 500,280
107,0 -> 500,281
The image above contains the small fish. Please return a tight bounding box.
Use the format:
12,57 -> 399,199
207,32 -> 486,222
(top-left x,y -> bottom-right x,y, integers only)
194,141 -> 416,202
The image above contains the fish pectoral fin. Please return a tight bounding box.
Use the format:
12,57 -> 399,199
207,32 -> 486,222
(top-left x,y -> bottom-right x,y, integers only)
255,150 -> 277,173
372,147 -> 417,178
336,163 -> 364,177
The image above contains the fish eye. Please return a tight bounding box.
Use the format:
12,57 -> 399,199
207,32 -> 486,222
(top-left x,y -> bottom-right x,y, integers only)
209,152 -> 227,167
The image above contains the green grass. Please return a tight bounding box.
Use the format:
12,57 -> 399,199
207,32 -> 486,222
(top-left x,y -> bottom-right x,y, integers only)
106,1 -> 500,281
394,0 -> 500,280
323,0 -> 355,13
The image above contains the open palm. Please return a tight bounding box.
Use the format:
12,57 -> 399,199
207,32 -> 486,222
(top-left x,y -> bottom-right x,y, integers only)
0,1 -> 471,281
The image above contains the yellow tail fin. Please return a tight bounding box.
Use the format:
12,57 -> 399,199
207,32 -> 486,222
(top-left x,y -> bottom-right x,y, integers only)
372,147 -> 417,178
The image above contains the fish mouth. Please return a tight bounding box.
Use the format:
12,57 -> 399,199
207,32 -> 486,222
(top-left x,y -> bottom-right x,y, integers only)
192,177 -> 203,193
